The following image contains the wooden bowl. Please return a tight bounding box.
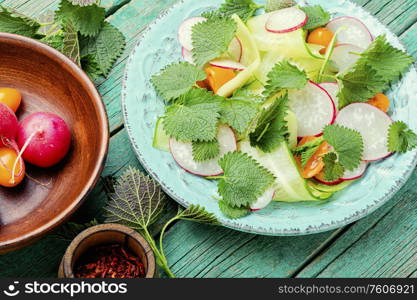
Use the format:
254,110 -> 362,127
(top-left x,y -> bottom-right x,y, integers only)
0,33 -> 109,253
58,224 -> 156,278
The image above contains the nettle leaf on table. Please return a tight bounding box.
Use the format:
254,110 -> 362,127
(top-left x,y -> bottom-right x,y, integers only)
62,19 -> 81,66
55,0 -> 105,37
219,200 -> 249,219
388,121 -> 417,153
192,139 -> 220,162
0,6 -> 41,38
80,22 -> 126,77
151,62 -> 206,102
81,54 -> 102,81
192,15 -> 237,67
265,0 -> 296,12
219,0 -> 261,22
37,10 -> 61,35
68,0 -> 99,6
41,34 -> 64,51
176,204 -> 219,225
300,5 -> 331,30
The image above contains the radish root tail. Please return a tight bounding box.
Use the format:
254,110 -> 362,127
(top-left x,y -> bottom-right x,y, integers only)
10,131 -> 37,184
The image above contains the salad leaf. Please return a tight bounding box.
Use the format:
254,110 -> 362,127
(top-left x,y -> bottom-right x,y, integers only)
323,124 -> 363,171
176,204 -> 220,225
55,0 -> 105,37
300,5 -> 331,30
265,0 -> 296,12
192,139 -> 220,161
323,152 -> 345,182
219,0 -> 260,22
37,10 -> 61,35
217,152 -> 275,207
0,6 -> 40,38
191,15 -> 237,67
62,19 -> 81,66
219,200 -> 249,219
68,0 -> 98,6
301,143 -> 321,167
292,137 -> 324,167
151,62 -> 206,102
388,121 -> 417,153
81,54 -> 102,81
220,99 -> 259,133
249,94 -> 289,152
41,34 -> 64,51
263,61 -> 308,97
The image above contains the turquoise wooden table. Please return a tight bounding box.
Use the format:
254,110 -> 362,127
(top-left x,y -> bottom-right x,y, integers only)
0,0 -> 416,278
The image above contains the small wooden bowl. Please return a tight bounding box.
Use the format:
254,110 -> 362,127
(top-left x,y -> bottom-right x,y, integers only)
58,224 -> 156,278
0,33 -> 109,253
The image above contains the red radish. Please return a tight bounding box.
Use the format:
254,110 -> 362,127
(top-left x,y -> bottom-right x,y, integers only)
228,37 -> 243,62
209,59 -> 245,71
326,17 -> 373,49
331,44 -> 364,73
169,125 -> 237,176
250,187 -> 275,211
16,112 -> 71,168
182,47 -> 194,64
319,82 -> 339,111
0,103 -> 18,145
178,17 -> 206,51
315,177 -> 343,186
335,103 -> 392,161
266,7 -> 307,34
288,81 -> 336,137
341,161 -> 367,181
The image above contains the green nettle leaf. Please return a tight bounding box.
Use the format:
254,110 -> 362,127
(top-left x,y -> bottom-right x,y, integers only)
37,10 -> 61,35
292,137 -> 324,167
51,219 -> 99,241
387,121 -> 417,153
265,0 -> 296,12
177,205 -> 220,225
219,0 -> 260,22
104,167 -> 167,230
41,34 -> 64,51
323,152 -> 345,182
0,6 -> 41,38
220,99 -> 259,133
300,5 -> 331,30
55,0 -> 105,37
151,62 -> 206,102
192,139 -> 220,162
81,54 -> 102,81
80,21 -> 126,76
219,200 -> 249,219
68,0 -> 99,6
62,20 -> 81,66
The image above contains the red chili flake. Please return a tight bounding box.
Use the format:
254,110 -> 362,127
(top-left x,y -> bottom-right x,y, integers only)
74,243 -> 146,278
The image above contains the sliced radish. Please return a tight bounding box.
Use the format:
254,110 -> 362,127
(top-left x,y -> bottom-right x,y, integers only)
250,187 -> 275,211
228,37 -> 242,62
209,59 -> 245,71
315,177 -> 343,186
169,125 -> 237,176
288,81 -> 336,137
319,82 -> 339,111
182,47 -> 194,64
178,17 -> 206,51
326,17 -> 373,49
341,161 -> 367,181
335,103 -> 392,161
266,7 -> 308,34
331,44 -> 364,73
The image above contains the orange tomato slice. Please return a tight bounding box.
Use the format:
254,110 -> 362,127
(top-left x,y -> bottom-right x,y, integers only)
204,66 -> 236,94
366,93 -> 390,112
307,27 -> 334,54
0,147 -> 25,187
295,136 -> 331,179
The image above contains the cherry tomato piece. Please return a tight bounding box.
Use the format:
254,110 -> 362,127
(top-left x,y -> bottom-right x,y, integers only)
204,66 -> 236,94
367,93 -> 390,112
307,27 -> 334,54
0,88 -> 22,112
0,147 -> 25,187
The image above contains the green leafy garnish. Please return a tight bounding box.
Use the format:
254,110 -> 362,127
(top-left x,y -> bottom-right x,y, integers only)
217,152 -> 275,208
323,152 -> 345,182
175,205 -> 220,225
219,0 -> 261,22
81,54 -> 102,81
263,61 -> 308,97
0,6 -> 40,38
300,5 -> 331,30
265,0 -> 296,12
323,124 -> 363,171
191,15 -> 237,67
220,99 -> 259,133
68,0 -> 98,6
249,94 -> 289,152
41,34 -> 64,51
151,62 -> 206,102
292,137 -> 324,167
192,139 -> 220,161
387,121 -> 417,153
62,20 -> 81,66
219,200 -> 249,219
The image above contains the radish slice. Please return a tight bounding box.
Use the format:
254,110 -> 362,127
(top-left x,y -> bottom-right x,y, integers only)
169,125 -> 237,176
228,37 -> 243,62
266,7 -> 308,33
250,187 -> 275,211
335,103 -> 392,161
319,82 -> 339,111
178,17 -> 206,51
209,59 -> 245,71
315,177 -> 343,186
341,161 -> 367,181
331,44 -> 364,73
182,47 -> 194,64
288,81 -> 336,137
326,17 -> 373,49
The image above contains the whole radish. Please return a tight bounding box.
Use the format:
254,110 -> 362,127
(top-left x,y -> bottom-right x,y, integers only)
16,112 -> 71,168
0,103 -> 18,146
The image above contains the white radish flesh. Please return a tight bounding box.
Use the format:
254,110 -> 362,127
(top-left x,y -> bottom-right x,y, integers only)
335,103 -> 392,161
228,37 -> 243,62
319,82 -> 339,111
182,47 -> 194,64
209,59 -> 245,71
178,17 -> 206,51
266,7 -> 308,34
169,125 -> 237,176
288,81 -> 336,137
326,17 -> 373,49
331,44 -> 364,73
250,187 -> 275,211
341,161 -> 367,181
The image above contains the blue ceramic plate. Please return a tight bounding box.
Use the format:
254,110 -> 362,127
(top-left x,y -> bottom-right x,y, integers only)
122,0 -> 417,235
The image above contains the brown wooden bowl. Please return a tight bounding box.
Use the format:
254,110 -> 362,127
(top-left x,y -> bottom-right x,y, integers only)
0,33 -> 109,253
58,224 -> 156,278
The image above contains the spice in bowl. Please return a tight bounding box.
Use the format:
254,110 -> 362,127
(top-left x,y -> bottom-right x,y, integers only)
74,244 -> 146,278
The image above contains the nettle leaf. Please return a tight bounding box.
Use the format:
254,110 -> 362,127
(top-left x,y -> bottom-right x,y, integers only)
81,54 -> 102,81
62,19 -> 81,66
323,152 -> 345,182
37,10 -> 61,35
192,139 -> 220,162
41,34 -> 64,51
51,219 -> 99,241
177,204 -> 219,225
104,167 -> 167,230
219,0 -> 260,22
68,0 -> 99,6
388,121 -> 417,153
219,200 -> 249,219
0,6 -> 41,38
300,5 -> 331,30
80,21 -> 126,76
265,0 -> 296,12
292,137 -> 324,167
55,0 -> 105,37
220,99 -> 259,134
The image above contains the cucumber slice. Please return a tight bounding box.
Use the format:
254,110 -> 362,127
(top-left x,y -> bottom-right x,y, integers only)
152,118 -> 170,151
308,179 -> 354,193
239,141 -> 319,202
286,110 -> 298,149
309,188 -> 334,200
